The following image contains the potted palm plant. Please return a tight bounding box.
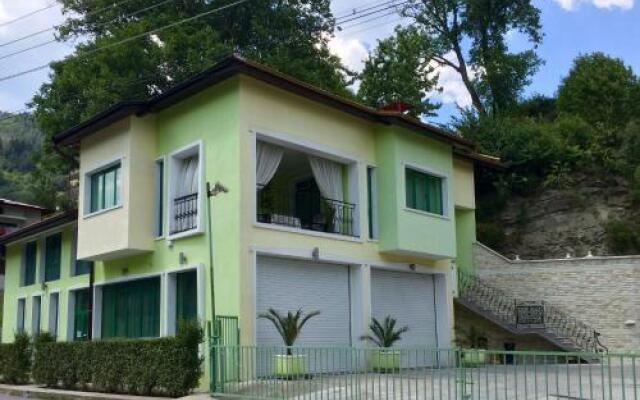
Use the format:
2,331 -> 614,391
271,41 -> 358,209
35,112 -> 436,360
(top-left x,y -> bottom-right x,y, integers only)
258,308 -> 320,378
360,316 -> 409,372
455,326 -> 488,367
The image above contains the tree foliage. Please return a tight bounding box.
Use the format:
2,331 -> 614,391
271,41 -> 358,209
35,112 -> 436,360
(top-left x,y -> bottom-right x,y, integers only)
358,26 -> 440,117
398,0 -> 543,116
557,52 -> 640,129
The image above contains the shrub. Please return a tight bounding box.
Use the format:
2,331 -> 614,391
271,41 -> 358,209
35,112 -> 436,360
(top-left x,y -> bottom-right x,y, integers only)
33,324 -> 203,396
605,220 -> 640,255
0,332 -> 32,384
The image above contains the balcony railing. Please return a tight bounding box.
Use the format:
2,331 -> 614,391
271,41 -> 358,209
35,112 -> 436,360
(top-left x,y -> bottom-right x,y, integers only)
257,185 -> 356,237
171,193 -> 198,234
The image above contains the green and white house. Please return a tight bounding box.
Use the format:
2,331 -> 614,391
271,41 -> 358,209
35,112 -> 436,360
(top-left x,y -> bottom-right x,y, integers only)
0,56 -> 494,388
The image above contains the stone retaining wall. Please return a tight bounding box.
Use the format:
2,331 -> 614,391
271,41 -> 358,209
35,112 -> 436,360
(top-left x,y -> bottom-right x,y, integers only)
473,242 -> 640,351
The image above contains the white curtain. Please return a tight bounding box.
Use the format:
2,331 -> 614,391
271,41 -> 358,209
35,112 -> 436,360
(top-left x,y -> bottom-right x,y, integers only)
178,156 -> 199,196
256,141 -> 284,188
308,156 -> 344,201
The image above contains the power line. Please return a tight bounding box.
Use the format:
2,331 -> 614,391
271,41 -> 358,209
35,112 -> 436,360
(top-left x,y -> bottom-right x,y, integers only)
337,1 -> 406,26
334,0 -> 402,21
0,0 -> 250,84
0,2 -> 58,29
0,0 -> 175,61
339,10 -> 400,31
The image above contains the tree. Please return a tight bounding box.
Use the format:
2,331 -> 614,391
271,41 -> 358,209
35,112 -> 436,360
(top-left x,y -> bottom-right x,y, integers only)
402,0 -> 543,116
358,26 -> 440,118
31,0 -> 352,208
557,52 -> 640,129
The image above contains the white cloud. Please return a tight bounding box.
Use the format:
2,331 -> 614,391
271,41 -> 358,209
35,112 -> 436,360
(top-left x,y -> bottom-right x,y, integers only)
328,36 -> 369,72
553,0 -> 634,10
425,52 -> 478,109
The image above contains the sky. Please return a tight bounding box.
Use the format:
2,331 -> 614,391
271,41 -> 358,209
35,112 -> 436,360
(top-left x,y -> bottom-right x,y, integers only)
0,0 -> 638,124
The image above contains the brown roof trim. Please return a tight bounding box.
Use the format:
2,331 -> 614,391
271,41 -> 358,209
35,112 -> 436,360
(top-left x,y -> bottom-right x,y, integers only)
0,198 -> 48,212
0,210 -> 77,246
53,55 -> 476,150
453,148 -> 506,170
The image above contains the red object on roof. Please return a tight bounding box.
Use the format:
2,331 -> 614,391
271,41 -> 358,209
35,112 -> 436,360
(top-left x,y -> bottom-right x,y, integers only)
379,100 -> 414,114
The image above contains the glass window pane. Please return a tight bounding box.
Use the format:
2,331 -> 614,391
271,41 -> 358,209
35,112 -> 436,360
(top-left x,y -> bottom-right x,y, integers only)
23,241 -> 37,286
104,169 -> 115,209
89,163 -> 121,213
44,233 -> 61,282
405,168 -> 444,215
176,270 -> 198,328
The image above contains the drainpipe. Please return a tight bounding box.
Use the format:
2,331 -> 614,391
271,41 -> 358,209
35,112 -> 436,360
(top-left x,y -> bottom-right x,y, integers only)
87,263 -> 94,340
206,181 -> 229,337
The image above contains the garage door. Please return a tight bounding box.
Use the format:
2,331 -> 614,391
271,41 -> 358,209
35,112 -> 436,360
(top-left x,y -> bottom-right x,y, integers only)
371,269 -> 439,358
256,256 -> 351,346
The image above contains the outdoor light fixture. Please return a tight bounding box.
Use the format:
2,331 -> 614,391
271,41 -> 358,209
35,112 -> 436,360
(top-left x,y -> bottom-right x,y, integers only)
179,252 -> 187,265
409,263 -> 416,271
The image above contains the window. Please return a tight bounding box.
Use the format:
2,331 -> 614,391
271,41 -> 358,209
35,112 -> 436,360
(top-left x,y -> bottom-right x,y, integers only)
367,166 -> 378,239
17,299 -> 25,333
101,277 -> 160,338
31,296 -> 41,335
405,167 -> 445,216
22,241 -> 37,286
73,289 -> 91,341
169,144 -> 201,236
176,270 -> 198,327
89,162 -> 122,213
154,158 -> 165,237
48,293 -> 59,337
44,233 -> 61,282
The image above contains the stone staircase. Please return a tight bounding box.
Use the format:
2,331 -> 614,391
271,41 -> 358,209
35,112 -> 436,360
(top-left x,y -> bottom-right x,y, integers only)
456,269 -> 608,358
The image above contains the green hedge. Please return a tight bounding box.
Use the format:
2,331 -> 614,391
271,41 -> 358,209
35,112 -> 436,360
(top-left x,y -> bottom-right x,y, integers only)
33,325 -> 203,397
0,333 -> 32,384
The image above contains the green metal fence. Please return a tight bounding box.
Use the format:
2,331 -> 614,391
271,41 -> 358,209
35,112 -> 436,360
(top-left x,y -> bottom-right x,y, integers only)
211,346 -> 639,399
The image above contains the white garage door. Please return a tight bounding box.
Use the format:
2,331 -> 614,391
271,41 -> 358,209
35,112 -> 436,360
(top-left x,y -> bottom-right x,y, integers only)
371,269 -> 439,348
256,256 -> 351,346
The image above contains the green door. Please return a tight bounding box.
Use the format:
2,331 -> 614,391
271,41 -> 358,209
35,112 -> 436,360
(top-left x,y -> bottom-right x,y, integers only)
44,233 -> 61,282
73,289 -> 90,341
176,270 -> 198,328
102,277 -> 160,338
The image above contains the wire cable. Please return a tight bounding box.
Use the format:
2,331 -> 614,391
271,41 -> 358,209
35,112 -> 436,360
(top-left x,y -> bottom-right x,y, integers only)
0,2 -> 58,29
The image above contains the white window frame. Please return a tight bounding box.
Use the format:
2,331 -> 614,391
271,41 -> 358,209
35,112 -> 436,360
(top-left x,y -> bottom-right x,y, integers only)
402,162 -> 450,219
16,297 -> 26,334
31,295 -> 41,336
48,291 -> 60,338
154,156 -> 166,239
167,141 -> 204,240
251,129 -> 363,240
83,158 -> 124,218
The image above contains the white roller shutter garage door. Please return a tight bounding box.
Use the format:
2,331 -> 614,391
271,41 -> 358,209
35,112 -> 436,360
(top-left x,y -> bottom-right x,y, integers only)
371,269 -> 439,348
256,256 -> 352,346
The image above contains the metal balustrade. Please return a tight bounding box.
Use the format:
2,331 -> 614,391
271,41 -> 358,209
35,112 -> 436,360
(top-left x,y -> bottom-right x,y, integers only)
170,193 -> 198,234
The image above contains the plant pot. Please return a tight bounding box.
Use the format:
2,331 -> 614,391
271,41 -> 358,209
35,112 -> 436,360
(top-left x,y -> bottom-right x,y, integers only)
273,354 -> 307,378
461,349 -> 486,367
368,349 -> 401,372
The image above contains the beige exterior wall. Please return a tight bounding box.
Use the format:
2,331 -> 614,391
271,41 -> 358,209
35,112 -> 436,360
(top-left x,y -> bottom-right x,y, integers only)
453,159 -> 475,210
77,116 -> 156,260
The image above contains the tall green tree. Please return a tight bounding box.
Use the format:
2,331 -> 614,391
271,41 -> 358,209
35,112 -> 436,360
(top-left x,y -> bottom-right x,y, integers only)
401,0 -> 543,116
31,0 -> 352,208
358,26 -> 440,118
557,52 -> 640,129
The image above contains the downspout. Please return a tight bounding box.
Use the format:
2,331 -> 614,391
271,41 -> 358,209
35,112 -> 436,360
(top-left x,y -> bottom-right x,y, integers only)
88,264 -> 94,340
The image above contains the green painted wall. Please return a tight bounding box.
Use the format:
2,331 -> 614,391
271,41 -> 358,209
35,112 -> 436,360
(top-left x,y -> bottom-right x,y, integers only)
455,208 -> 476,273
375,126 -> 456,258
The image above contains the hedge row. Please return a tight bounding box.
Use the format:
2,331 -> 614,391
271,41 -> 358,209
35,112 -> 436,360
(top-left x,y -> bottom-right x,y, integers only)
0,333 -> 32,384
32,325 -> 203,397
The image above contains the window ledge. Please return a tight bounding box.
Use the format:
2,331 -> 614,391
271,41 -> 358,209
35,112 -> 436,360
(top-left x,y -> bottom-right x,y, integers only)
403,207 -> 450,221
167,228 -> 204,242
254,222 -> 363,243
83,204 -> 123,220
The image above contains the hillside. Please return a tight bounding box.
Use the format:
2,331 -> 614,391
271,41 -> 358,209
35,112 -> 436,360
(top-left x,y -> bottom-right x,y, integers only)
0,111 -> 43,202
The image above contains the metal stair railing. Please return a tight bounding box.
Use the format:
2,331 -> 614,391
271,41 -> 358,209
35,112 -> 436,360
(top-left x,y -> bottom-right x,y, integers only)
457,268 -> 607,353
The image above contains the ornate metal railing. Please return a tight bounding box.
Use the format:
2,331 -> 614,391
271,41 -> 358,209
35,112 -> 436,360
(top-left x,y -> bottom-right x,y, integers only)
256,185 -> 357,237
170,192 -> 198,234
458,269 -> 607,353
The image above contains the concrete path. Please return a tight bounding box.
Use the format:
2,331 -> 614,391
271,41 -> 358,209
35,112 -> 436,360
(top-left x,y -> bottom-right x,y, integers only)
0,384 -> 208,400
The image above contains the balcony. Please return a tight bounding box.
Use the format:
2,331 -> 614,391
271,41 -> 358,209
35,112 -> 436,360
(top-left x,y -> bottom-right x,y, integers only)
255,140 -> 358,238
170,193 -> 199,234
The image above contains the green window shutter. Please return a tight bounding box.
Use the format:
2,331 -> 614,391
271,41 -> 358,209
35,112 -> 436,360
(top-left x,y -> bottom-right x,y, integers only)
176,270 -> 198,328
405,168 -> 444,215
44,233 -> 61,282
73,289 -> 90,341
102,277 -> 160,339
23,241 -> 37,286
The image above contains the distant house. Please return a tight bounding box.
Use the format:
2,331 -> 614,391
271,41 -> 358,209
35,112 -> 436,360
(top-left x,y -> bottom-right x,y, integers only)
0,56 -> 495,388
